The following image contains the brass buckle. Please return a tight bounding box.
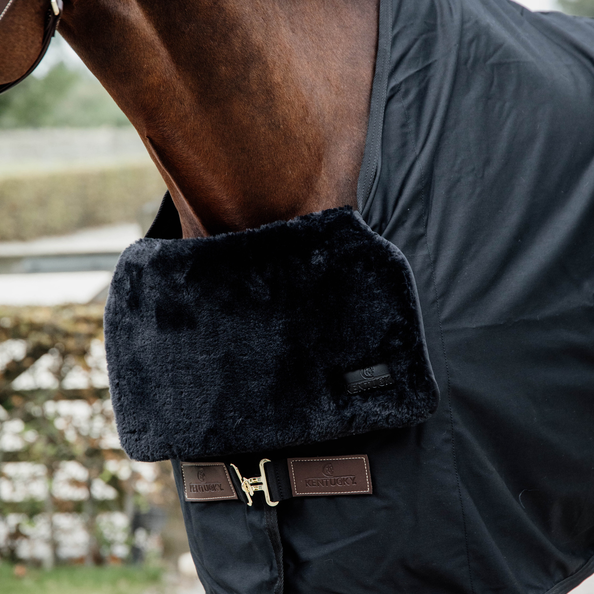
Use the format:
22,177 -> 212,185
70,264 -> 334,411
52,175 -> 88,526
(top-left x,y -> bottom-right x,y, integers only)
230,459 -> 279,507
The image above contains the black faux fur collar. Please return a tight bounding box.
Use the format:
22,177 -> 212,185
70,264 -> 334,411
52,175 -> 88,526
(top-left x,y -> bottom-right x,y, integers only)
105,207 -> 438,461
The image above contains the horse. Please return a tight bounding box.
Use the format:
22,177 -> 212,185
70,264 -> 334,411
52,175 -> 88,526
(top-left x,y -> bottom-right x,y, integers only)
3,2 -> 594,594
0,0 -> 379,237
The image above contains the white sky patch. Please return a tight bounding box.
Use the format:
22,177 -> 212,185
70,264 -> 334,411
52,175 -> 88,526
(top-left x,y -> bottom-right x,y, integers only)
513,0 -> 559,10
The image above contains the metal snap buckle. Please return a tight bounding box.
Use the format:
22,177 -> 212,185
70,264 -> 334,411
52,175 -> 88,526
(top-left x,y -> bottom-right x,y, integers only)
230,458 -> 279,507
50,0 -> 62,16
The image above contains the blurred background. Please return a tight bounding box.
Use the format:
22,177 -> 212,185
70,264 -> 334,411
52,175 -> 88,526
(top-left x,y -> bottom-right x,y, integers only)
0,1 -> 591,593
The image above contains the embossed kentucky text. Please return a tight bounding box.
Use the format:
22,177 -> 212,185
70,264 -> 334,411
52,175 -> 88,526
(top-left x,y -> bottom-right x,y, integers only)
189,482 -> 224,493
305,475 -> 357,488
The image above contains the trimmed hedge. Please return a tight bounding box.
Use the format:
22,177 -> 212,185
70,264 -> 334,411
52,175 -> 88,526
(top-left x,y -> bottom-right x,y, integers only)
0,165 -> 166,241
0,305 -> 179,566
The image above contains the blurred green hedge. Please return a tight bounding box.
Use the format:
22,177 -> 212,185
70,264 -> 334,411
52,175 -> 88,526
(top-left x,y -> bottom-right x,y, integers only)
0,165 -> 166,241
0,305 -> 178,567
558,0 -> 594,16
0,62 -> 130,129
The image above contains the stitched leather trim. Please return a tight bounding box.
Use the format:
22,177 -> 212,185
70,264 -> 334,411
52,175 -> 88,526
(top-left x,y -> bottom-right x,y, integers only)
181,462 -> 238,502
287,455 -> 373,497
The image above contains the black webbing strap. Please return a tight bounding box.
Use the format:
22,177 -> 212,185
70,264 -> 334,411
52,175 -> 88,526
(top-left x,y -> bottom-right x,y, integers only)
225,455 -> 372,506
263,459 -> 294,503
226,459 -> 293,506
181,456 -> 372,505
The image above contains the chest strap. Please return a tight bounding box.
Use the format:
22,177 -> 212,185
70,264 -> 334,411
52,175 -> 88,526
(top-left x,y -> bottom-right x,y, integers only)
181,456 -> 373,506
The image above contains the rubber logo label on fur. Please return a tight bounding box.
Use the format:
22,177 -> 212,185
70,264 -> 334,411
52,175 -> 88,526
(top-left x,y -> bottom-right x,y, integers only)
181,462 -> 238,502
288,456 -> 373,497
344,363 -> 394,394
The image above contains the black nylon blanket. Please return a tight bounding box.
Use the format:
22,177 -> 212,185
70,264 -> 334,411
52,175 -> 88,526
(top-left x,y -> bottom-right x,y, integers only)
351,0 -> 594,592
106,1 -> 594,593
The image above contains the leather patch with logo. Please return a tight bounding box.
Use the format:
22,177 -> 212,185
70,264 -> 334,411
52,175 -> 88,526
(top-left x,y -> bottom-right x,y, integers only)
287,455 -> 372,497
344,363 -> 394,395
181,462 -> 238,502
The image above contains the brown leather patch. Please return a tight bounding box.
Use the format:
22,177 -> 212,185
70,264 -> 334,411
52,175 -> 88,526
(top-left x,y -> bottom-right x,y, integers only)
287,455 -> 372,497
181,462 -> 238,502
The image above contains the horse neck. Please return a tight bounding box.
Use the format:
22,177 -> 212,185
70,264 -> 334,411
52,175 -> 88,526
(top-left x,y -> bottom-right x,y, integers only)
59,0 -> 379,237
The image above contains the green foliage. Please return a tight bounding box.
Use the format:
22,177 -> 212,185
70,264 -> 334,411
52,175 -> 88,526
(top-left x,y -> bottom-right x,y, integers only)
0,306 -> 112,509
558,0 -> 594,16
0,165 -> 165,241
0,64 -> 130,129
0,563 -> 164,594
0,305 -> 106,399
0,64 -> 77,128
47,77 -> 131,129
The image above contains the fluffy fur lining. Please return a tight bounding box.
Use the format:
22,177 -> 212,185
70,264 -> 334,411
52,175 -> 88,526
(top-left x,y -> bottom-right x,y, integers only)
105,208 -> 439,461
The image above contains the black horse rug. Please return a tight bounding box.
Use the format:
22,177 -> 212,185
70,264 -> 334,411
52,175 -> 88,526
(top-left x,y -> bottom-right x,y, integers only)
105,0 -> 594,592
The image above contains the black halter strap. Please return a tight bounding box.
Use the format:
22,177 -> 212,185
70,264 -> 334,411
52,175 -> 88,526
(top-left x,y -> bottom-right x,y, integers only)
0,0 -> 63,95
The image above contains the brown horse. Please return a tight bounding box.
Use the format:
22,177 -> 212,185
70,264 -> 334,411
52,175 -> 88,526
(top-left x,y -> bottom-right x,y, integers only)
6,3 -> 594,594
0,0 -> 379,237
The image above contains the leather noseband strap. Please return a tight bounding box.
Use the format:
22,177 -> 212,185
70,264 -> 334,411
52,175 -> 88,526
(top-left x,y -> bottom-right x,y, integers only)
0,0 -> 63,95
